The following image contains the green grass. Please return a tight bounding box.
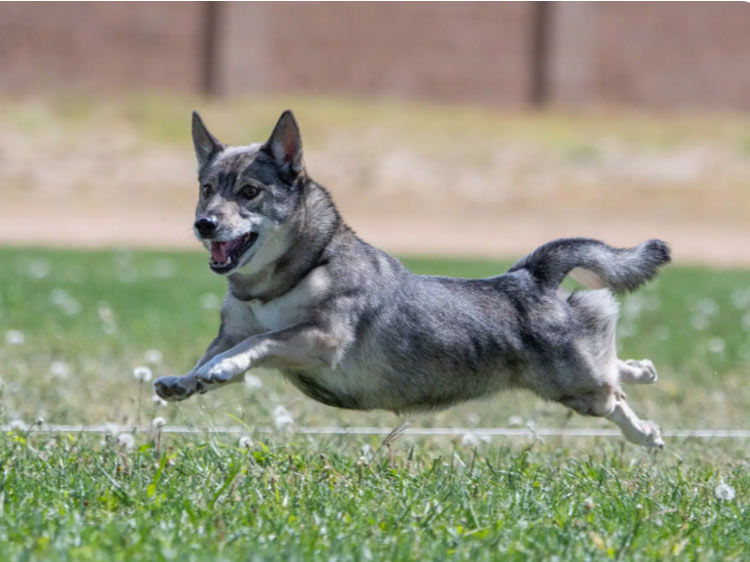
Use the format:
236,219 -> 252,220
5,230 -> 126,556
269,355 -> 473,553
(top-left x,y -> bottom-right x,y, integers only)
1,247 -> 749,560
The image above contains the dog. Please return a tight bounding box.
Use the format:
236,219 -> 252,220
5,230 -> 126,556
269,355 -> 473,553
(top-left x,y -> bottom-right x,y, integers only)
154,110 -> 670,449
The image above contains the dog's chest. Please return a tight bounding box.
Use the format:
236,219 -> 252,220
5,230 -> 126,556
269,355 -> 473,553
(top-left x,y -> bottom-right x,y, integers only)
242,268 -> 330,332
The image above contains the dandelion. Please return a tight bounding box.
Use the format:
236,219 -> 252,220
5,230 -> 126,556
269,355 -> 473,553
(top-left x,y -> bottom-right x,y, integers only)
465,412 -> 480,426
243,373 -> 263,390
272,405 -> 294,430
28,259 -> 50,279
238,436 -> 253,449
116,433 -> 135,451
133,366 -> 152,382
200,293 -> 221,310
731,287 -> 750,310
690,314 -> 710,331
715,482 -> 735,501
50,361 -> 70,379
360,444 -> 373,462
152,417 -> 167,429
707,337 -> 726,354
742,312 -> 750,332
152,259 -> 175,279
5,330 -> 25,345
8,418 -> 27,431
104,422 -> 119,436
34,415 -> 45,427
460,433 -> 479,447
152,394 -> 168,407
507,415 -> 524,427
50,288 -> 81,316
97,301 -> 117,334
144,349 -> 162,365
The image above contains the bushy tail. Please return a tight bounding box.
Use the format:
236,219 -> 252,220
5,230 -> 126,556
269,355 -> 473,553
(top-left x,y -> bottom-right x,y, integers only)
508,238 -> 671,292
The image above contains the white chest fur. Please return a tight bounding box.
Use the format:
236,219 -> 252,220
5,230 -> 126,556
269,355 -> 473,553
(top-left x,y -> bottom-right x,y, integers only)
244,267 -> 331,332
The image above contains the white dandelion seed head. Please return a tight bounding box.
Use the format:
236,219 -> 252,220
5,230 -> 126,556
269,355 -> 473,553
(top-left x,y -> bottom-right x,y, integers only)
243,373 -> 263,390
460,433 -> 479,447
272,405 -> 294,430
152,417 -> 167,429
742,312 -> 750,332
731,287 -> 750,310
5,330 -> 25,346
28,259 -> 50,279
116,433 -> 135,451
8,418 -> 27,431
360,444 -> 373,461
507,415 -> 524,427
144,349 -> 163,365
152,259 -> 175,279
715,482 -> 735,501
133,366 -> 152,382
690,314 -> 710,331
238,436 -> 253,449
200,293 -> 221,310
152,394 -> 168,407
693,298 -> 718,317
707,337 -> 726,355
50,361 -> 70,379
104,422 -> 119,436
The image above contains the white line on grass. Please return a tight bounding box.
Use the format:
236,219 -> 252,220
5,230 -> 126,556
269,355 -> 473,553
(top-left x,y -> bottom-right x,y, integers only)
3,425 -> 750,439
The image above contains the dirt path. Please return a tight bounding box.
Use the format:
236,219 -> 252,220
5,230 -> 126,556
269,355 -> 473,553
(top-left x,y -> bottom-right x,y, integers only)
2,98 -> 749,266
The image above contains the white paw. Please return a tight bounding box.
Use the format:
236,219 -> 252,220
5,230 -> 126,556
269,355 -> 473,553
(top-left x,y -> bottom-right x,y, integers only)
626,359 -> 658,384
640,420 -> 664,450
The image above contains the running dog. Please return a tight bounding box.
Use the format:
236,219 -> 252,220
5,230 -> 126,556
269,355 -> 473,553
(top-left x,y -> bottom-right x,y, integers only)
154,111 -> 670,448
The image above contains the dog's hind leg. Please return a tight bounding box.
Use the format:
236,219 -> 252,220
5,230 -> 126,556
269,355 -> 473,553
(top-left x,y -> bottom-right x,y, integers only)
618,359 -> 658,385
606,397 -> 664,449
558,383 -> 663,449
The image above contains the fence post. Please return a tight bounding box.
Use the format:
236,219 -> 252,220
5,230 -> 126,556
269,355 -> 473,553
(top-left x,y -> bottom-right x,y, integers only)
201,1 -> 220,96
530,2 -> 551,107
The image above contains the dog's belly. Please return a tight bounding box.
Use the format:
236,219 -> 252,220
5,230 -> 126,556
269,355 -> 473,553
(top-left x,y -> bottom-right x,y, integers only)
281,362 -> 514,413
282,369 -> 366,410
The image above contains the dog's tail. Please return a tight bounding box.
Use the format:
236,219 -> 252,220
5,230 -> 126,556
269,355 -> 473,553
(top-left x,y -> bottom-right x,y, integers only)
508,237 -> 671,292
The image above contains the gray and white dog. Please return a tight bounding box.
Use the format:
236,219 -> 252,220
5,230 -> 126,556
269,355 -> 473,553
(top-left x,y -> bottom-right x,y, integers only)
154,110 -> 671,448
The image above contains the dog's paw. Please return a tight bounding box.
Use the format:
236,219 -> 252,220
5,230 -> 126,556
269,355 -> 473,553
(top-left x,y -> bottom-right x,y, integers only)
640,420 -> 664,450
625,359 -> 658,384
153,376 -> 197,402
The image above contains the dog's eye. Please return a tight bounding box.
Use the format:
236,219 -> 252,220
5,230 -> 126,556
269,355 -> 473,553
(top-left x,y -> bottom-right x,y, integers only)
201,184 -> 213,198
242,185 -> 261,199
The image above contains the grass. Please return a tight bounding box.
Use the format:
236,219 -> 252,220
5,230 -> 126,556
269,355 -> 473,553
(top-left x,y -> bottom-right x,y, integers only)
1,246 -> 750,560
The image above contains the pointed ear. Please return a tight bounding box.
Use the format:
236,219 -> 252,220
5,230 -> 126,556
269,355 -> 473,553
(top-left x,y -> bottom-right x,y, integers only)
264,110 -> 304,177
192,111 -> 223,168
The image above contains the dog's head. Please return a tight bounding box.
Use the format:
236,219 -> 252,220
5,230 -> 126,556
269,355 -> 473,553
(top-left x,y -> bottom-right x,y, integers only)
190,110 -> 306,276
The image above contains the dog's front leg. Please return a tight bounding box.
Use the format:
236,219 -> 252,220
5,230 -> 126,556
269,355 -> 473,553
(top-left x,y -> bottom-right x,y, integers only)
153,332 -> 241,401
193,324 -> 343,386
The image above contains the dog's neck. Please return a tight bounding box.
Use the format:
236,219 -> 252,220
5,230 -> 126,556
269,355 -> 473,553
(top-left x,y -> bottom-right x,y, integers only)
226,180 -> 343,303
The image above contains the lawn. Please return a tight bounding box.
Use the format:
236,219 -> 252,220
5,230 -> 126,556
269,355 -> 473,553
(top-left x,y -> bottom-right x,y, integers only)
1,247 -> 749,560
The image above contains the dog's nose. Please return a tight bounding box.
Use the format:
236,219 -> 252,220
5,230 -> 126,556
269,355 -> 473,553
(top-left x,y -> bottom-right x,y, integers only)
194,217 -> 217,238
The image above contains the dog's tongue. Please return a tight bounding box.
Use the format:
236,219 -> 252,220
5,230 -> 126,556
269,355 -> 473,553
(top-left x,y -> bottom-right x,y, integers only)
210,241 -> 228,263
210,237 -> 246,263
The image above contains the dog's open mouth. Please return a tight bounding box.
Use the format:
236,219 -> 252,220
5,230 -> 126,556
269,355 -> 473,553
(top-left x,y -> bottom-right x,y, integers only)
209,232 -> 259,273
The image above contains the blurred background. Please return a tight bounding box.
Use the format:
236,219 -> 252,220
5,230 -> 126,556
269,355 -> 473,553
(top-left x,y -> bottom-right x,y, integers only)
1,2 -> 750,430
1,1 -> 748,264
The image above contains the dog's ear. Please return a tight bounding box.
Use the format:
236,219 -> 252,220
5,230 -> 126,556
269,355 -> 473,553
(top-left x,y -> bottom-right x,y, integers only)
264,110 -> 304,178
192,111 -> 223,168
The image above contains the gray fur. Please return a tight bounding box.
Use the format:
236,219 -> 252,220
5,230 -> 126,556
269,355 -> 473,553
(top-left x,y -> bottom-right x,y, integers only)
154,111 -> 672,448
